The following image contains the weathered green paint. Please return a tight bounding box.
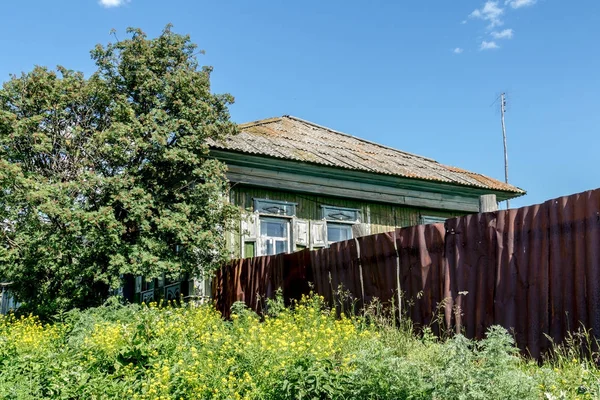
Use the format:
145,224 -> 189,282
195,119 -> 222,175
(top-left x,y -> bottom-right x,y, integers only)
243,242 -> 255,259
230,185 -> 465,237
213,145 -> 515,259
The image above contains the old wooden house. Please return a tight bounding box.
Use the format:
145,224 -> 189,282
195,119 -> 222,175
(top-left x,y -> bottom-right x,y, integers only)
211,115 -> 524,258
132,115 -> 525,303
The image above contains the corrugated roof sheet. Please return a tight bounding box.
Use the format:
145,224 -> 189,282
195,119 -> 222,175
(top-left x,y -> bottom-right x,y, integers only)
208,115 -> 525,194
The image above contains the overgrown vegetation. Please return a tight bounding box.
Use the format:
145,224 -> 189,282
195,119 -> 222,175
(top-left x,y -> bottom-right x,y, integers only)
0,294 -> 598,399
0,26 -> 238,317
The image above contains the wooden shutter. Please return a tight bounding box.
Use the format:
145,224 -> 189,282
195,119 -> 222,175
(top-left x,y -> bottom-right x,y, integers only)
241,212 -> 258,239
294,218 -> 309,248
310,220 -> 328,249
352,223 -> 371,238
241,212 -> 259,257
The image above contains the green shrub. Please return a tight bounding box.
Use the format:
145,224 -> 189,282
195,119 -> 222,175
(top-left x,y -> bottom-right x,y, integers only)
0,296 -> 599,399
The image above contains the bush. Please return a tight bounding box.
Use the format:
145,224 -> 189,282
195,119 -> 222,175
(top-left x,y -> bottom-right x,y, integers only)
0,295 -> 598,399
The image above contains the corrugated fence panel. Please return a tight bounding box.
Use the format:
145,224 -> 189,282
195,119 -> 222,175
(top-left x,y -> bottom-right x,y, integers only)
513,202 -> 550,357
445,213 -> 498,339
396,224 -> 446,333
310,240 -> 361,313
547,191 -> 600,348
357,231 -> 398,309
308,248 -> 330,304
282,249 -> 312,305
582,192 -> 600,347
495,209 -> 518,339
213,188 -> 600,357
584,192 -> 600,344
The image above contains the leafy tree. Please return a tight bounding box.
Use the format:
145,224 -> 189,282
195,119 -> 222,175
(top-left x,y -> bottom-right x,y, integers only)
0,25 -> 238,317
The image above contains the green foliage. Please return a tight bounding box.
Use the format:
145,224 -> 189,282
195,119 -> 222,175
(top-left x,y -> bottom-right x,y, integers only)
1,296 -> 599,399
0,25 -> 239,317
430,327 -> 537,399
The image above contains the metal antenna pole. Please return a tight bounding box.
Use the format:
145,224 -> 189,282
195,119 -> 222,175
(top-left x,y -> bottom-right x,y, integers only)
500,93 -> 510,209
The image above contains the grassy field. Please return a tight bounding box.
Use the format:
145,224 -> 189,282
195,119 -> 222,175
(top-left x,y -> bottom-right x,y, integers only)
0,294 -> 598,399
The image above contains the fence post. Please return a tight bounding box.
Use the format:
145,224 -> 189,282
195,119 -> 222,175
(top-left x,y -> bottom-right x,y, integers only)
393,229 -> 402,324
355,238 -> 365,310
479,194 -> 498,213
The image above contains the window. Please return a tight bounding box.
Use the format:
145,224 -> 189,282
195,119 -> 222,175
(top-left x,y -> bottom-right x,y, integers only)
250,199 -> 296,256
327,223 -> 353,243
321,205 -> 361,245
420,215 -> 447,225
259,217 -> 289,255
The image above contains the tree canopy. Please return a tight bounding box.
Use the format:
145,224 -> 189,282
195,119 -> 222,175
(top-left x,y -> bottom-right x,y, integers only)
0,25 -> 238,317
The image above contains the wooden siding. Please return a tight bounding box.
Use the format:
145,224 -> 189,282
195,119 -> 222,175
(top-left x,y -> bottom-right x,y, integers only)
230,184 -> 465,237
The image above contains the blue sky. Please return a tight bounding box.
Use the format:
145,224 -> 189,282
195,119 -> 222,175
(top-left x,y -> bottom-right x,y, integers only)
1,0 -> 598,208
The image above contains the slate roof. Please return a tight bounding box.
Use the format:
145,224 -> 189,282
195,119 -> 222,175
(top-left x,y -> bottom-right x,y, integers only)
209,115 -> 525,195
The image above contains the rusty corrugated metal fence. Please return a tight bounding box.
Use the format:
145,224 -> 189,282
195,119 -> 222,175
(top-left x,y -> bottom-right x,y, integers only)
214,188 -> 600,357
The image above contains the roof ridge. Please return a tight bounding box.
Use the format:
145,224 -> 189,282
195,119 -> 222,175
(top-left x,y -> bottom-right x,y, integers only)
283,115 -> 437,163
238,117 -> 282,129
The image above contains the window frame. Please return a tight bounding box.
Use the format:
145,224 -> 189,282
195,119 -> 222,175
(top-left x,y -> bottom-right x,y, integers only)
258,216 -> 291,256
251,199 -> 296,256
321,205 -> 361,245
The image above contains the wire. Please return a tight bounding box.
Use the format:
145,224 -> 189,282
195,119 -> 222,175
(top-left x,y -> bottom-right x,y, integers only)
489,93 -> 503,108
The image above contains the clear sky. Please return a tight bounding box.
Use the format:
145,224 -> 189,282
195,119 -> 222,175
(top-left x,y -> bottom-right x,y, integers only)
1,0 -> 598,208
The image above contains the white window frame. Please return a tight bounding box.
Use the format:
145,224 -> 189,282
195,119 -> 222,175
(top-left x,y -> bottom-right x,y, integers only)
258,216 -> 291,256
252,199 -> 296,256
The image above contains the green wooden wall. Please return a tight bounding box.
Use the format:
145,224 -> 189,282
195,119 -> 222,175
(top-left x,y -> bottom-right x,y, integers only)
228,185 -> 466,258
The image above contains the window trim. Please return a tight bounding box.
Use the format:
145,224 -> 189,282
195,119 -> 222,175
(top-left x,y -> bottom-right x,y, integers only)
253,198 -> 297,217
321,205 -> 361,224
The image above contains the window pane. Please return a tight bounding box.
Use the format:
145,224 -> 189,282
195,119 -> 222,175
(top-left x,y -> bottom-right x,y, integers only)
261,239 -> 288,256
327,224 -> 352,243
275,240 -> 287,254
265,239 -> 274,255
341,226 -> 352,241
261,219 -> 287,238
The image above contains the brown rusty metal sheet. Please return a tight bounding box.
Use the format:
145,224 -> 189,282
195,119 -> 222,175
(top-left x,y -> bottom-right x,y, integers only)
357,231 -> 398,309
396,223 -> 446,333
310,240 -> 361,312
213,188 -> 600,358
547,190 -> 600,349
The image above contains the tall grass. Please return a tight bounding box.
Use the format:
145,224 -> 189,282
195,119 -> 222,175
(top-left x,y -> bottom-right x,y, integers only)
0,294 -> 598,399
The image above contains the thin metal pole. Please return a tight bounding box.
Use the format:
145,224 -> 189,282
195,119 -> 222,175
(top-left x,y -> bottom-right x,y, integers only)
500,93 -> 510,209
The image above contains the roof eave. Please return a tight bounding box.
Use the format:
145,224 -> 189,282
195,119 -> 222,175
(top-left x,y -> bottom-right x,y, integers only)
209,148 -> 526,200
